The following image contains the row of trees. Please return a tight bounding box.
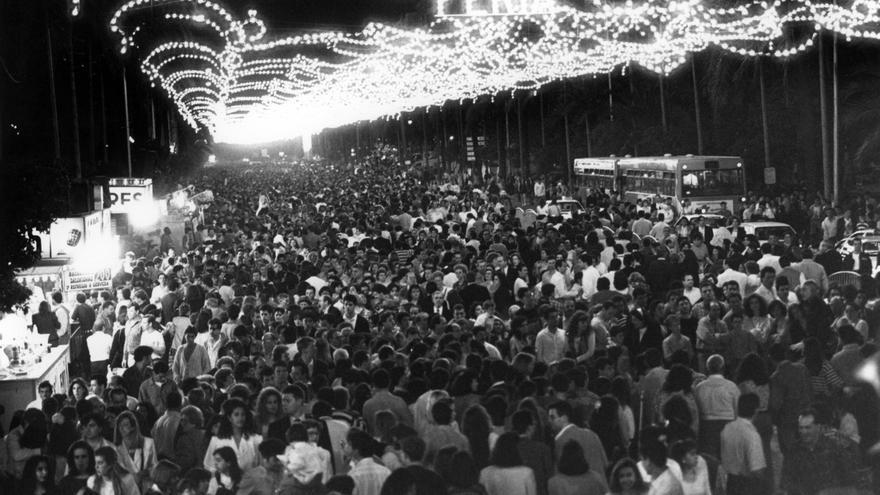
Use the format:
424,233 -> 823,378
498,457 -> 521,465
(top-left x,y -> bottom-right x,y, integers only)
320,37 -> 880,198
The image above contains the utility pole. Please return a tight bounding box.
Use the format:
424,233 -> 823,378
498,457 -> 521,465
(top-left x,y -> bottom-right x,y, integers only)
422,110 -> 428,168
539,92 -> 546,147
67,13 -> 81,178
691,56 -> 704,155
123,65 -> 132,177
563,82 -> 571,186
87,42 -> 96,165
659,74 -> 668,134
46,8 -> 61,162
99,69 -> 109,165
517,95 -> 526,176
832,30 -> 840,204
505,100 -> 511,174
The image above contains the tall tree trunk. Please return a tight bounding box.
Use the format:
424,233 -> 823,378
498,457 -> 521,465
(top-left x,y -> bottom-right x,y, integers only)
67,14 -> 81,178
819,35 -> 831,200
691,56 -> 704,154
759,60 -> 771,170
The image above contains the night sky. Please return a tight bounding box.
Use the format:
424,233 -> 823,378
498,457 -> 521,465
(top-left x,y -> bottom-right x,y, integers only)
3,0 -> 880,192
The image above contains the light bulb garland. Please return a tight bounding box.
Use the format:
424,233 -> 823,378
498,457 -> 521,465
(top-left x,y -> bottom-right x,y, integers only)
109,0 -> 880,144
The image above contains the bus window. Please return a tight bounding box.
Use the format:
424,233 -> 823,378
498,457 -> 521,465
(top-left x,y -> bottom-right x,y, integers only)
681,169 -> 743,197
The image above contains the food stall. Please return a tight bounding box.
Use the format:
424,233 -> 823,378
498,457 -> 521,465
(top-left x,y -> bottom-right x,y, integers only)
0,208 -> 120,429
0,343 -> 69,431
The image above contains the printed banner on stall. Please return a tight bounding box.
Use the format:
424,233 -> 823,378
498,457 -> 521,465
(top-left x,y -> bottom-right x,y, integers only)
62,266 -> 113,293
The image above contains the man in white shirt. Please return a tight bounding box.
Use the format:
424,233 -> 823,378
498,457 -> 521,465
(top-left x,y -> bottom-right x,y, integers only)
821,209 -> 839,241
548,261 -> 567,299
649,213 -> 670,242
720,393 -> 766,495
695,355 -> 741,459
631,211 -> 653,237
711,224 -> 734,248
637,427 -> 684,495
535,305 -> 566,364
756,244 -> 782,274
580,254 -> 601,301
26,381 -> 54,410
51,292 -> 70,346
754,267 -> 777,305
345,428 -> 390,495
715,256 -> 748,298
87,324 -> 113,377
682,274 -> 702,306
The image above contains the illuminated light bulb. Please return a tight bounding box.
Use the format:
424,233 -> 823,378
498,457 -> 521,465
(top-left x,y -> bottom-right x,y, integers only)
108,0 -> 880,144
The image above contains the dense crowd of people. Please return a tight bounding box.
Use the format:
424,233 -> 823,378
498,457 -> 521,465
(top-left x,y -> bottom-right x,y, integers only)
5,148 -> 880,495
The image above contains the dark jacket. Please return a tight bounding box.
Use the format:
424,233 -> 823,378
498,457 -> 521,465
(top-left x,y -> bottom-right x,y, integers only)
71,303 -> 96,332
32,312 -> 61,345
109,326 -> 126,369
171,427 -> 205,473
838,252 -> 873,277
267,416 -> 300,443
623,322 -> 664,357
517,437 -> 554,495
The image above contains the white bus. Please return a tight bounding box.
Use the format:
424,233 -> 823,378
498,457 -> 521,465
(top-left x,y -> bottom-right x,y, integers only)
573,157 -> 618,193
616,155 -> 747,214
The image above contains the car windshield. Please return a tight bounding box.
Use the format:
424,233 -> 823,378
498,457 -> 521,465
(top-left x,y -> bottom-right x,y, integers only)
681,169 -> 744,197
754,226 -> 793,241
679,216 -> 723,228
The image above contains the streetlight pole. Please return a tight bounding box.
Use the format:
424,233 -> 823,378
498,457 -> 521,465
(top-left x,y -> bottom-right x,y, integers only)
123,65 -> 132,177
67,15 -> 81,178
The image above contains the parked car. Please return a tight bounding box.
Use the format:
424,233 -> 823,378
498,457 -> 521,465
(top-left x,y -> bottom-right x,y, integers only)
740,221 -> 796,245
537,197 -> 585,220
836,230 -> 880,257
673,214 -> 727,229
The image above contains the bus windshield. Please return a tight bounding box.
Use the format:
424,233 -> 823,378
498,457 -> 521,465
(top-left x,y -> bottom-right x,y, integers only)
681,169 -> 743,197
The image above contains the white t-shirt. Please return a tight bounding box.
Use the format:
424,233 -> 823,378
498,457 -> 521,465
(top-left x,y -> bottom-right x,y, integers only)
87,332 -> 113,362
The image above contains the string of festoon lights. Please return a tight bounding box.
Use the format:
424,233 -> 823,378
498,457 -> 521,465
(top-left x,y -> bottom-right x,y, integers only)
109,0 -> 880,145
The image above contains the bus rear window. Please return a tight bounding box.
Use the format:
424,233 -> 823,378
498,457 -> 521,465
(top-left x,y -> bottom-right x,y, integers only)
682,169 -> 743,197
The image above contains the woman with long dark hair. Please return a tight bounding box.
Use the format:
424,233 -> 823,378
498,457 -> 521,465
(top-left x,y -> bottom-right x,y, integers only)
449,370 -> 481,425
67,378 -> 88,406
253,387 -> 282,437
607,458 -> 649,495
202,398 -> 262,472
58,441 -> 95,495
655,364 -> 699,433
18,455 -> 55,495
460,405 -> 493,470
478,433 -> 537,495
668,439 -> 711,495
207,446 -> 242,495
112,411 -> 157,491
548,440 -> 607,495
589,395 -> 626,463
564,310 -> 595,363
742,295 -> 771,346
32,300 -> 61,347
444,451 -> 486,495
87,446 -> 140,495
661,395 -> 696,446
610,376 -> 635,448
